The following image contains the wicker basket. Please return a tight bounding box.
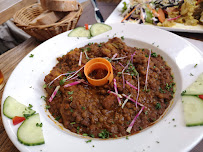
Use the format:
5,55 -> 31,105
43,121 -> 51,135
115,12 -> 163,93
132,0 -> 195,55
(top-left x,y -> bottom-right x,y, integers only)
13,3 -> 83,41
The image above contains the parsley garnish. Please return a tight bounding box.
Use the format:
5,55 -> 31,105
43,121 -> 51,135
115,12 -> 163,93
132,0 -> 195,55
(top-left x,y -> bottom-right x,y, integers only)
159,87 -> 165,93
70,122 -> 76,125
82,133 -> 88,136
43,84 -> 47,88
41,96 -> 46,101
82,106 -> 86,110
151,52 -> 157,57
90,134 -> 95,138
121,36 -> 124,40
28,104 -> 33,109
59,77 -> 66,85
68,91 -> 74,95
36,123 -> 43,127
122,2 -> 127,13
77,127 -> 80,134
98,129 -> 110,139
55,116 -> 61,121
155,103 -> 161,110
98,44 -> 102,47
126,136 -> 129,140
194,64 -> 198,68
46,105 -> 50,109
69,96 -> 73,101
29,54 -> 34,58
190,73 -> 194,76
85,140 -> 92,143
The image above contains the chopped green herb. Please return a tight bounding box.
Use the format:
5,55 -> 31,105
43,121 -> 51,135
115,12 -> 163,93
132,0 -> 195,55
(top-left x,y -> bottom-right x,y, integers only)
59,77 -> 66,85
70,122 -> 76,125
90,134 -> 95,138
46,105 -> 50,109
23,114 -> 32,119
88,43 -> 93,46
153,66 -> 156,68
98,44 -> 102,47
151,52 -> 157,57
36,123 -> 43,127
77,127 -> 80,134
165,83 -> 172,91
145,55 -> 149,57
145,111 -> 148,115
126,136 -> 129,140
194,64 -> 198,68
43,84 -> 47,88
29,54 -> 34,58
70,109 -> 74,112
122,2 -> 127,13
98,129 -> 110,139
142,49 -> 145,51
159,87 -> 165,93
82,106 -> 86,110
190,73 -> 194,76
139,126 -> 143,130
172,118 -> 175,121
85,140 -> 92,143
155,103 -> 161,110
68,91 -> 74,95
92,145 -> 95,147
115,135 -> 118,138
28,104 -> 33,109
41,96 -> 46,101
121,36 -> 124,40
55,116 -> 61,121
86,47 -> 91,51
69,96 -> 73,101
82,133 -> 88,136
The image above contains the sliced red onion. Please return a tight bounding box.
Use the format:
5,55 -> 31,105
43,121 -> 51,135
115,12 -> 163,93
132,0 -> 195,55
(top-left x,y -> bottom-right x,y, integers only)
135,74 -> 140,108
122,94 -> 131,109
122,61 -> 131,88
126,81 -> 138,91
49,86 -> 60,102
111,53 -> 118,60
112,56 -> 127,60
122,93 -> 144,107
84,51 -> 89,60
112,65 -> 116,70
107,90 -> 122,98
130,51 -> 136,62
64,79 -> 84,88
168,15 -> 181,21
65,65 -> 85,81
126,106 -> 145,133
78,52 -> 83,66
118,62 -> 125,68
48,72 -> 75,86
114,78 -> 122,106
144,50 -> 151,91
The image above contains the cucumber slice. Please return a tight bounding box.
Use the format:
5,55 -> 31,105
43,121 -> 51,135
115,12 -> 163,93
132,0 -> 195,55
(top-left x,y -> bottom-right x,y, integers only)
3,96 -> 35,119
90,23 -> 112,37
17,113 -> 45,146
182,96 -> 203,126
182,73 -> 203,95
68,27 -> 91,37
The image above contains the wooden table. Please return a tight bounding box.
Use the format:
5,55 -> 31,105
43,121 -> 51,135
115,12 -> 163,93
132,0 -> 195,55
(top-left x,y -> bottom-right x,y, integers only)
0,1 -> 202,152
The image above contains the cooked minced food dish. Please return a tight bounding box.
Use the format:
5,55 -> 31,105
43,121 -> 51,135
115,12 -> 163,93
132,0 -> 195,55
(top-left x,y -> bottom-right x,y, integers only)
44,37 -> 175,138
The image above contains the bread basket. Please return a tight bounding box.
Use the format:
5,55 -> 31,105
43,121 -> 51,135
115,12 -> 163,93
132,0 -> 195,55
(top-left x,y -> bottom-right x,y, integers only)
13,3 -> 83,41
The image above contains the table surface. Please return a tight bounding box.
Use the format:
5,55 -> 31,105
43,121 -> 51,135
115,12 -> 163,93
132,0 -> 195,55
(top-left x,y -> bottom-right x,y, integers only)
0,0 -> 202,152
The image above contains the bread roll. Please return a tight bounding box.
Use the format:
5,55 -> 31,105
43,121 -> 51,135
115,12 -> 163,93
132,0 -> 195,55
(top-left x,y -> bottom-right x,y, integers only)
30,11 -> 65,25
40,0 -> 79,12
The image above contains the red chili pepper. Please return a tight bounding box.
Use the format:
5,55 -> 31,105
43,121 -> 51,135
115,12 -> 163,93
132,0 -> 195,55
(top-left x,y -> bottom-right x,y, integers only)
85,24 -> 88,30
198,95 -> 203,100
12,116 -> 26,125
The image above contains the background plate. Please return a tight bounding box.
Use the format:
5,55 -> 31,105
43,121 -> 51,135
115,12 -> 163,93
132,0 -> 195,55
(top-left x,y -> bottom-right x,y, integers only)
105,0 -> 203,33
1,23 -> 203,152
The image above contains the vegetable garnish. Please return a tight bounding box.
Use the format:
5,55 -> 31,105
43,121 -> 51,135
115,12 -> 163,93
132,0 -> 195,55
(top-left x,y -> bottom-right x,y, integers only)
49,86 -> 60,102
12,116 -> 26,125
85,24 -> 89,30
107,90 -> 122,98
126,106 -> 145,133
112,56 -> 127,61
135,74 -> 140,108
118,62 -> 125,68
48,72 -> 75,86
64,79 -> 85,88
122,94 -> 131,109
65,65 -> 85,82
157,8 -> 165,23
122,93 -> 144,107
111,53 -> 118,60
144,50 -> 151,91
167,15 -> 181,21
84,58 -> 113,86
78,52 -> 83,66
122,61 -> 131,88
121,6 -> 137,23
114,78 -> 122,106
199,95 -> 203,100
126,81 -> 138,91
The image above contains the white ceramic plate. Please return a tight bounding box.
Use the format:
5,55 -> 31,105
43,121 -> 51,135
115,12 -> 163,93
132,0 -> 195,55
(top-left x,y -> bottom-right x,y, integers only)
1,23 -> 203,152
105,0 -> 203,33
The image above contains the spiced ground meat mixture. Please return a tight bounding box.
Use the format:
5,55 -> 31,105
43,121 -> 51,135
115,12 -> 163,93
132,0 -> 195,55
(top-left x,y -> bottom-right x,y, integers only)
44,37 -> 175,138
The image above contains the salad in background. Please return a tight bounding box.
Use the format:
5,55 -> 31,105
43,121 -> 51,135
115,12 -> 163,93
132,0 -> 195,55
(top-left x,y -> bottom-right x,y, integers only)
121,0 -> 203,27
